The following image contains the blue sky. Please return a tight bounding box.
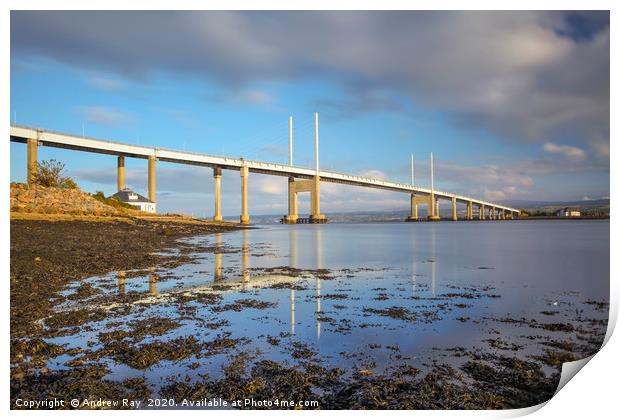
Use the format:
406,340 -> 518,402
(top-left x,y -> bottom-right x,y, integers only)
10,11 -> 609,217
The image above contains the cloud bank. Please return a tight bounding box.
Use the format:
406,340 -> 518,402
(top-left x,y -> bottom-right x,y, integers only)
11,11 -> 609,156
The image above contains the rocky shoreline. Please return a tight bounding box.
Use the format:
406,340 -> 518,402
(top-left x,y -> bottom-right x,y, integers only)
10,218 -> 241,339
10,218 -> 608,410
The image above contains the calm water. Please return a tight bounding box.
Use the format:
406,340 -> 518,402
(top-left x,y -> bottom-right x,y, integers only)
48,220 -> 610,388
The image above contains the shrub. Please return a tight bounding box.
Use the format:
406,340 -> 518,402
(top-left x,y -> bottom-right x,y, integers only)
33,159 -> 78,189
91,191 -> 137,211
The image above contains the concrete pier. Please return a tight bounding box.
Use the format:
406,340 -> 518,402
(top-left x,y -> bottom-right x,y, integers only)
27,138 -> 38,185
428,192 -> 440,221
283,177 -> 326,223
117,156 -> 125,191
451,196 -> 457,221
311,176 -> 326,222
285,177 -> 299,224
148,155 -> 156,203
406,193 -> 419,221
240,166 -> 250,225
467,201 -> 473,220
480,204 -> 486,220
213,167 -> 222,222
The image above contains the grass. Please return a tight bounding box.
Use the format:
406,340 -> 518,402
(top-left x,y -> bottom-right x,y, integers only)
91,192 -> 137,211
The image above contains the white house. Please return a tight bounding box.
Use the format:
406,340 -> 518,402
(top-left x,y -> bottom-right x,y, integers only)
111,188 -> 156,213
555,207 -> 581,217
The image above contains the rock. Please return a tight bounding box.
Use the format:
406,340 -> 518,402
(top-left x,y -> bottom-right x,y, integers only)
10,183 -> 134,216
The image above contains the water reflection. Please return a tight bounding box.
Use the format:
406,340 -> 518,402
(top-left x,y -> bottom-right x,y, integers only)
59,221 -> 609,387
242,229 -> 250,284
117,270 -> 126,295
149,267 -> 157,296
410,229 -> 417,296
289,227 -> 298,335
290,289 -> 296,335
289,228 -> 298,269
431,227 -> 437,296
214,233 -> 223,282
315,227 -> 322,340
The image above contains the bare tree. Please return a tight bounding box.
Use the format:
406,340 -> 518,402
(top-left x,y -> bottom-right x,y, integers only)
33,159 -> 77,189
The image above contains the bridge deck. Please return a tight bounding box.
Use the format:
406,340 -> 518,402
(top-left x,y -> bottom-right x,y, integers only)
10,125 -> 519,213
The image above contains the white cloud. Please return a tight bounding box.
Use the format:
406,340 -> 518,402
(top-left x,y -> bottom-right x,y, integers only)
88,76 -> 126,91
543,142 -> 586,160
254,177 -> 286,195
77,106 -> 131,126
592,142 -> 610,158
232,89 -> 274,105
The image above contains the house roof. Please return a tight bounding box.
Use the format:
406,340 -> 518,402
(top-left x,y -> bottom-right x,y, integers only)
111,188 -> 154,203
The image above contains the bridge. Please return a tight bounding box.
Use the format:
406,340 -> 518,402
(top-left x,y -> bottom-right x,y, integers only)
10,115 -> 519,223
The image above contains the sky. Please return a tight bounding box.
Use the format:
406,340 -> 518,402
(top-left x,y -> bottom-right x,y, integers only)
10,11 -> 610,217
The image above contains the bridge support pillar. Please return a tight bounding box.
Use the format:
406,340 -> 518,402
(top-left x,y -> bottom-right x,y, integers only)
492,207 -> 496,220
283,177 -> 325,223
27,138 -> 38,185
117,156 -> 125,191
452,197 -> 457,221
406,194 -> 419,221
428,192 -> 440,221
148,155 -> 156,204
284,177 -> 299,224
213,167 -> 223,222
467,201 -> 473,220
310,176 -> 326,222
480,204 -> 486,220
501,209 -> 506,220
408,194 -> 432,222
240,166 -> 250,225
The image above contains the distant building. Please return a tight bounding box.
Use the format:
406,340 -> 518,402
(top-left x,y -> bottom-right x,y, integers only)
111,188 -> 156,213
555,207 -> 581,217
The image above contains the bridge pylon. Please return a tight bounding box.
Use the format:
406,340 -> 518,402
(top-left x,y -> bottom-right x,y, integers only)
283,176 -> 326,224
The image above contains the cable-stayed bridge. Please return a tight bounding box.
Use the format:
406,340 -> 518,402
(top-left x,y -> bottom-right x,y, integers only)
10,117 -> 520,223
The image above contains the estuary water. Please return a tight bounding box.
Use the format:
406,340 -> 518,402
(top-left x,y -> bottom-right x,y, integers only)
48,220 -> 610,390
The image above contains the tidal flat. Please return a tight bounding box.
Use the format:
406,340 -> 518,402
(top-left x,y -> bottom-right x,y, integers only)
10,220 -> 609,409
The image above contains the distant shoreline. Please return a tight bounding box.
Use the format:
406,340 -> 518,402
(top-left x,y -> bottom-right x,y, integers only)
249,216 -> 610,225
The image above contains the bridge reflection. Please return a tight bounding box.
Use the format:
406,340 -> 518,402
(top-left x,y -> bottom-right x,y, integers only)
409,226 -> 437,296
116,226 -> 326,339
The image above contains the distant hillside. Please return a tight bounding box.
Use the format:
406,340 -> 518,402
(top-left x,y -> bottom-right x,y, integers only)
500,198 -> 610,209
248,197 -> 610,224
